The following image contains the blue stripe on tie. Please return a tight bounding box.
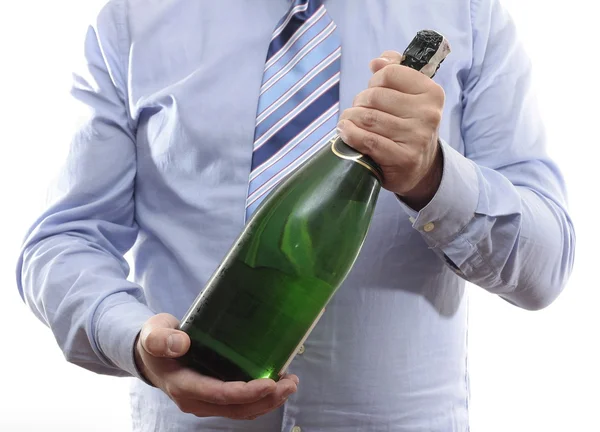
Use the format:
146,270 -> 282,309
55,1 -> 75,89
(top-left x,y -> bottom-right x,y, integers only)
250,105 -> 338,191
250,104 -> 339,183
258,32 -> 339,114
267,0 -> 323,61
251,82 -> 339,168
253,71 -> 339,152
271,0 -> 308,35
255,57 -> 341,138
245,0 -> 339,223
257,47 -> 341,124
262,9 -> 330,84
246,127 -> 337,215
248,105 -> 339,196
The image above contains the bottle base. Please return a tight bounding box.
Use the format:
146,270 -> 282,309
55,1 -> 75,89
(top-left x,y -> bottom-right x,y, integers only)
178,341 -> 259,383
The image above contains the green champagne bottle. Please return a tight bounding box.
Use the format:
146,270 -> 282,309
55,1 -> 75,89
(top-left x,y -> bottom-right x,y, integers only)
178,30 -> 451,382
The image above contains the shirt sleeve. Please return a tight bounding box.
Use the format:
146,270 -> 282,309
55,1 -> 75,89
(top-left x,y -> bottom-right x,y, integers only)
396,0 -> 576,310
15,2 -> 155,379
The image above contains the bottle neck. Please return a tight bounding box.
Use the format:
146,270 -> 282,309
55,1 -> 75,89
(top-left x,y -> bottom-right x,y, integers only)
329,136 -> 384,184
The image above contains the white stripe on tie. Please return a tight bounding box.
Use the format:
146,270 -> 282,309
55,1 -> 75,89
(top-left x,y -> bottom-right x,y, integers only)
265,6 -> 326,70
245,0 -> 340,223
250,103 -> 340,181
253,71 -> 340,151
260,20 -> 336,95
270,2 -> 309,42
256,46 -> 341,125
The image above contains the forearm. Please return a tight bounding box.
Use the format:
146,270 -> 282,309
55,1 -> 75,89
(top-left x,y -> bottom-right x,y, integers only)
490,185 -> 574,309
399,141 -> 575,310
397,0 -> 577,309
16,2 -> 156,378
18,224 -> 154,378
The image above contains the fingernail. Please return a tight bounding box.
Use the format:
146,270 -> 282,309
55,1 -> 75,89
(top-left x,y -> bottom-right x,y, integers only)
167,334 -> 185,354
336,121 -> 347,140
380,56 -> 393,63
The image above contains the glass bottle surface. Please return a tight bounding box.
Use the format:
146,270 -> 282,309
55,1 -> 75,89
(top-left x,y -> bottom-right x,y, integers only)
178,29 -> 451,382
178,138 -> 381,381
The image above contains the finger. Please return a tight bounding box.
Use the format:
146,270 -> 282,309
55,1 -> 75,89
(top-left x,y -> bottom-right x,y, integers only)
352,87 -> 419,119
336,118 -> 404,165
369,63 -> 432,95
281,373 -> 299,385
176,377 -> 297,420
340,107 -> 413,142
139,313 -> 191,358
168,368 -> 278,404
219,379 -> 281,405
369,50 -> 404,74
244,392 -> 290,421
231,378 -> 297,419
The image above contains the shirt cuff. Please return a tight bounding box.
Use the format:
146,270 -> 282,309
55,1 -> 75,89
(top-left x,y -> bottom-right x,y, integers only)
396,138 -> 479,248
93,294 -> 155,382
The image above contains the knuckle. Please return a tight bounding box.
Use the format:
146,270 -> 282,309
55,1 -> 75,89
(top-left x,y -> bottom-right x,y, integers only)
380,64 -> 398,86
227,406 -> 251,420
364,87 -> 384,108
165,383 -> 185,400
417,130 -> 431,148
142,332 -> 161,353
181,406 -> 195,415
357,89 -> 374,107
360,109 -> 379,128
352,92 -> 364,107
205,382 -> 228,405
362,133 -> 380,153
174,399 -> 194,414
432,83 -> 446,103
341,107 -> 358,123
404,151 -> 419,170
434,83 -> 446,105
363,89 -> 376,107
208,393 -> 227,405
380,50 -> 403,62
353,89 -> 374,107
423,108 -> 442,125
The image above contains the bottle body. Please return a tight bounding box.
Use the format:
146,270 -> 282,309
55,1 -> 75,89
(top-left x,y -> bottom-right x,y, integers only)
178,138 -> 381,381
177,29 -> 451,382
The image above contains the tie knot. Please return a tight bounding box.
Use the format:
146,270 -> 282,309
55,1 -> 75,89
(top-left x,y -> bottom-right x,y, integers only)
292,0 -> 322,5
290,0 -> 324,19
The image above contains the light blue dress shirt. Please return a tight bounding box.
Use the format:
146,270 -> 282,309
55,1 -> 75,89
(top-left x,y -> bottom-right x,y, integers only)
16,0 -> 575,431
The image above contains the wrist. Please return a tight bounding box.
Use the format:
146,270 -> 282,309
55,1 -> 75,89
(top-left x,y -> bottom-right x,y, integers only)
398,140 -> 443,210
133,332 -> 155,387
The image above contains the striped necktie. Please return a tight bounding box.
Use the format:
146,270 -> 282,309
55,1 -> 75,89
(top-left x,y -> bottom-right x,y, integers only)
245,0 -> 341,221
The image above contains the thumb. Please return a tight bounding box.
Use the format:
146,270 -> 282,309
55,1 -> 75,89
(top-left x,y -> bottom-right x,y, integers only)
369,50 -> 404,74
139,313 -> 191,358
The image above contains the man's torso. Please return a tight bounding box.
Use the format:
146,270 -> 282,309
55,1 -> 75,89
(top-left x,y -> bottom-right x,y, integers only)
113,0 -> 475,430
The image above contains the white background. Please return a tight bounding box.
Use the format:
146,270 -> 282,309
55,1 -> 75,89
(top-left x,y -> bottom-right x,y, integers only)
0,1 -> 598,431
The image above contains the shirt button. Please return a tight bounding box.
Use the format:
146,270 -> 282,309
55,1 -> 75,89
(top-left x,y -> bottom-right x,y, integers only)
292,426 -> 302,432
423,222 -> 435,232
298,345 -> 305,355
